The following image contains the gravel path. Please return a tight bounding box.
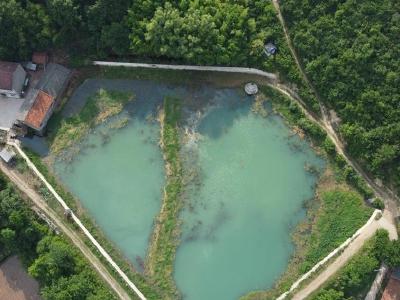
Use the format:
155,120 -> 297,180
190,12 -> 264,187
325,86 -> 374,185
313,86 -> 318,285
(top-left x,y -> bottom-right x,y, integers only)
291,210 -> 397,300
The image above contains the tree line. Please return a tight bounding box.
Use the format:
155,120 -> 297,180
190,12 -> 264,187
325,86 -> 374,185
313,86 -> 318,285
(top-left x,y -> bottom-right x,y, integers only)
1,0 -> 398,190
281,0 -> 400,192
0,173 -> 116,299
311,229 -> 400,300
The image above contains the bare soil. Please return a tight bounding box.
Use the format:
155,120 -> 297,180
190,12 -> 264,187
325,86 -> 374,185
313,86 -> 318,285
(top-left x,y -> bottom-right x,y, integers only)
0,256 -> 41,300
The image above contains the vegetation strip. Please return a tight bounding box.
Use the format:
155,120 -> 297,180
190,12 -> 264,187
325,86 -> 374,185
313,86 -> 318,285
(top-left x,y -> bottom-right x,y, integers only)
50,89 -> 134,154
93,61 -> 278,79
21,145 -> 162,300
309,229 -> 400,300
146,96 -> 182,298
8,142 -> 147,300
276,210 -> 380,300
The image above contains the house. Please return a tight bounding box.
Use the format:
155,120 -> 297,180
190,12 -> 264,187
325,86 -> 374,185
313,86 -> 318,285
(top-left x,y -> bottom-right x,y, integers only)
21,63 -> 71,135
32,52 -> 49,67
23,90 -> 55,134
0,61 -> 27,98
35,63 -> 71,99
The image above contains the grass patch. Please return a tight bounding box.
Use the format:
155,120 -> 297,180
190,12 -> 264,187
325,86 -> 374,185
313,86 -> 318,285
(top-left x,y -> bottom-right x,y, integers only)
146,96 -> 182,298
50,89 -> 134,154
309,230 -> 389,300
300,189 -> 372,273
241,86 -> 373,300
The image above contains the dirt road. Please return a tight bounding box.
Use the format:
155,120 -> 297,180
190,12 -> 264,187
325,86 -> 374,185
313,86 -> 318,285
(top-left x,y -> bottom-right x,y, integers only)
0,163 -> 132,300
291,210 -> 397,299
271,0 -> 399,215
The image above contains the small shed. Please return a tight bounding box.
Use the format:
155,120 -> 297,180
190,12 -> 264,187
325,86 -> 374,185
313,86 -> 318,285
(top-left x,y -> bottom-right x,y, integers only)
25,62 -> 37,72
245,83 -> 258,95
0,147 -> 16,164
32,52 -> 49,67
264,42 -> 277,57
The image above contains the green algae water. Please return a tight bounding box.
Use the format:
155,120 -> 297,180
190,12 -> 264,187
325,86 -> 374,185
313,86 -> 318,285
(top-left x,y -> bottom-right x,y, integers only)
53,82 -> 167,269
52,79 -> 324,299
174,91 -> 324,300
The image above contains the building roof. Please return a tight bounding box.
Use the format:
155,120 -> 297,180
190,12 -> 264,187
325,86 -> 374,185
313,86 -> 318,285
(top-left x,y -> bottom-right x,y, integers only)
32,52 -> 48,65
381,277 -> 400,300
0,148 -> 16,163
0,61 -> 18,90
35,63 -> 71,99
264,42 -> 277,56
24,90 -> 54,130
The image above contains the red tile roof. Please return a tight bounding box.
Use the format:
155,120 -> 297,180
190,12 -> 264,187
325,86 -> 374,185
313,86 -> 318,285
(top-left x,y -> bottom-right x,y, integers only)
382,277 -> 400,300
32,52 -> 48,65
0,61 -> 18,90
24,91 -> 54,129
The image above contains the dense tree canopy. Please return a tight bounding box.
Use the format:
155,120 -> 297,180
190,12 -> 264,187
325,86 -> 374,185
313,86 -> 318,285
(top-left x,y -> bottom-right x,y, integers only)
0,0 -> 398,193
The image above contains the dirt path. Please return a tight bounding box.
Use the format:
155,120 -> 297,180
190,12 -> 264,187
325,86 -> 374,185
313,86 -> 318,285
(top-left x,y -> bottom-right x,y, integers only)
271,1 -> 399,298
291,211 -> 397,300
0,163 -> 132,300
271,0 -> 399,215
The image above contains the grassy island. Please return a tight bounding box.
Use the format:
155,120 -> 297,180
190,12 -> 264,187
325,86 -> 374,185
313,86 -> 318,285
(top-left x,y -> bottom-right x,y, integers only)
146,97 -> 183,298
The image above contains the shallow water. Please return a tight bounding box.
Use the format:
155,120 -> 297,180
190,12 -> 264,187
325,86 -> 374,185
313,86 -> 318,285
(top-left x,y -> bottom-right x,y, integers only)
174,91 -> 324,300
53,79 -> 325,299
54,112 -> 165,269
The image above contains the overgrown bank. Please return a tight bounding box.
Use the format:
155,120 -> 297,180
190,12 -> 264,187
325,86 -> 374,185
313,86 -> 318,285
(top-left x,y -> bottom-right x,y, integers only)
49,88 -> 134,155
17,149 -> 163,300
242,86 -> 373,299
146,96 -> 183,298
310,229 -> 400,300
0,171 -> 117,300
35,71 -> 374,299
280,0 -> 400,195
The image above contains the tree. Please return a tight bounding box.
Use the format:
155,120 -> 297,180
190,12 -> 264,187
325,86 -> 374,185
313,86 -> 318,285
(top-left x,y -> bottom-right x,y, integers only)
1,228 -> 16,254
46,0 -> 81,46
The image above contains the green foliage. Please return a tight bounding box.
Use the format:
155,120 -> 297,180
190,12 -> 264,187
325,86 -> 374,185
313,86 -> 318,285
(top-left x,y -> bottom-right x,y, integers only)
0,172 -> 116,300
301,190 -> 372,273
0,0 -> 52,60
22,149 -> 163,299
371,198 -> 385,210
281,0 -> 400,190
49,89 -> 134,154
46,0 -> 81,46
311,230 -> 393,300
147,96 -> 182,297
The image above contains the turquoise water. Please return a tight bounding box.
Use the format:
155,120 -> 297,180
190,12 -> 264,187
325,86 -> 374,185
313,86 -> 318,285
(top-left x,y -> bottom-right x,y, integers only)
54,112 -> 165,269
53,80 -> 325,299
174,91 -> 324,300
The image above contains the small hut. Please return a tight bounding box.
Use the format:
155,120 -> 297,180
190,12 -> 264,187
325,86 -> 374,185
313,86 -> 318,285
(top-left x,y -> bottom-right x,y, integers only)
244,83 -> 258,96
0,147 -> 16,164
264,42 -> 277,57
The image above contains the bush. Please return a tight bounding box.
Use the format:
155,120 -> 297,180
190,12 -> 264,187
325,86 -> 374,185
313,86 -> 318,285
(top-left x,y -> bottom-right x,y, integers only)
371,198 -> 385,210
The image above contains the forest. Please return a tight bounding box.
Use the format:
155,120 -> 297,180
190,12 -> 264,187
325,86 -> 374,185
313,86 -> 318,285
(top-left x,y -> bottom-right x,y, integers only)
280,0 -> 400,191
0,174 -> 116,299
1,0 -> 398,194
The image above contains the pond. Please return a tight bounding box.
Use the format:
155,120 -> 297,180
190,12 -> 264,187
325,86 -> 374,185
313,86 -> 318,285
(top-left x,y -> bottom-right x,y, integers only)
53,78 -> 324,298
175,90 -> 325,300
